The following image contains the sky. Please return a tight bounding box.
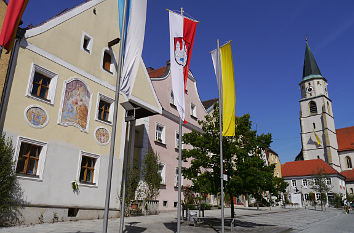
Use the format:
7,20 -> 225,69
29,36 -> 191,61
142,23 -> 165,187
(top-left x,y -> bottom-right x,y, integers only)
12,0 -> 354,163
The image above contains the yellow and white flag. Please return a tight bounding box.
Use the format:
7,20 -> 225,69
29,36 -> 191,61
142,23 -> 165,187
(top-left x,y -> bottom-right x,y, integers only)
211,42 -> 236,136
313,129 -> 321,146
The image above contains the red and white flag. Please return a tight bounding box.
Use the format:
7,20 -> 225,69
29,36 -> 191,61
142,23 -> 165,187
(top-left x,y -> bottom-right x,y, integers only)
169,11 -> 197,121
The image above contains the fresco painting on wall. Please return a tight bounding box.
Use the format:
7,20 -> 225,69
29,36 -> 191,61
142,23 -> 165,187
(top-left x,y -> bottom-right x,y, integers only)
25,106 -> 48,128
95,127 -> 110,145
61,79 -> 90,130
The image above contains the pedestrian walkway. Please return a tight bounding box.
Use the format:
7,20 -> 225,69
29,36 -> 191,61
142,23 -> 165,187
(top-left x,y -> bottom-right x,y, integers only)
0,207 -> 345,233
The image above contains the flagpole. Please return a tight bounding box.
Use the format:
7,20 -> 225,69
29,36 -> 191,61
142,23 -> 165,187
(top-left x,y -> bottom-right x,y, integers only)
102,0 -> 128,232
217,39 -> 225,233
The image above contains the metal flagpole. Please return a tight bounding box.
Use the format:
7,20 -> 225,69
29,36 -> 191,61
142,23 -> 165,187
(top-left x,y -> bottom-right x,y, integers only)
102,0 -> 128,232
217,39 -> 225,233
177,7 -> 184,233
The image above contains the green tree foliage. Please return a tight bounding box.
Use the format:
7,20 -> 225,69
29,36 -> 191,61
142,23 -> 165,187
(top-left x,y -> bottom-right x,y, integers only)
143,151 -> 162,200
0,134 -> 24,226
310,169 -> 331,211
182,103 -> 287,217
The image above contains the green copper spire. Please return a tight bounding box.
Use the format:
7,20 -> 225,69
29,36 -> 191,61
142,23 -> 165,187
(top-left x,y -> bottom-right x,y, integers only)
302,39 -> 323,80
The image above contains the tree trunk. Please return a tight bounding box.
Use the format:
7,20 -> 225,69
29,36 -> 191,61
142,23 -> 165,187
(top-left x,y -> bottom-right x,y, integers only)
230,192 -> 235,218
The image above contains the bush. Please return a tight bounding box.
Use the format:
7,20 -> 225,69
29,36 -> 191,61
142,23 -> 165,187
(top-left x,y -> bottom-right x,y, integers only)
0,134 -> 24,226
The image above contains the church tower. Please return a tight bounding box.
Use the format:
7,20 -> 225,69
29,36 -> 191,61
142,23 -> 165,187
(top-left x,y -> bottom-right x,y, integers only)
299,40 -> 341,171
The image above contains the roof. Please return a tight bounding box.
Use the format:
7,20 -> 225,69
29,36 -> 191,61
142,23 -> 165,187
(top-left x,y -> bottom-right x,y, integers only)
148,65 -> 168,78
336,126 -> 354,152
281,159 -> 339,177
202,98 -> 218,110
302,40 -> 324,81
340,169 -> 354,182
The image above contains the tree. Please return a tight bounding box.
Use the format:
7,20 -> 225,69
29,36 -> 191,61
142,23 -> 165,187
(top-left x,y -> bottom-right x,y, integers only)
143,150 -> 162,200
0,134 -> 24,226
182,103 -> 287,217
309,169 -> 331,211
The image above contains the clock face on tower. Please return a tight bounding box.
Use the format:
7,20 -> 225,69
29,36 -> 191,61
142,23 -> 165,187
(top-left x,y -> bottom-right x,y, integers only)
306,86 -> 313,93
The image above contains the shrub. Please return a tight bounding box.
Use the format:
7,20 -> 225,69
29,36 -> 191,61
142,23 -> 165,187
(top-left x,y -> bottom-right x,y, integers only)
0,134 -> 24,226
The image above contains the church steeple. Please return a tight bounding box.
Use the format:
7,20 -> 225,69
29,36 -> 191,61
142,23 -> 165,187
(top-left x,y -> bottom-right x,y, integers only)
302,40 -> 323,80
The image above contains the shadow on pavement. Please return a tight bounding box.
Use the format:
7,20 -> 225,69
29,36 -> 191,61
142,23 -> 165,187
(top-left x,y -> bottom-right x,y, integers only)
123,221 -> 146,233
163,222 -> 177,233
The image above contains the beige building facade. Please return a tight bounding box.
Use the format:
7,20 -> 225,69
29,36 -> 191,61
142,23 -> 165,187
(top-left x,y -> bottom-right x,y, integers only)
2,0 -> 161,224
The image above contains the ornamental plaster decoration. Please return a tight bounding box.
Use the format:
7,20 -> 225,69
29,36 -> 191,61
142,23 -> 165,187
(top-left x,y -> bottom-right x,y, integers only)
24,105 -> 49,128
58,78 -> 92,132
94,127 -> 110,145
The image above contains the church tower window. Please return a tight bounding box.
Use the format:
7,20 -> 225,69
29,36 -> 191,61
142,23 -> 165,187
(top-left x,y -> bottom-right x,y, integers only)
346,156 -> 352,169
309,101 -> 317,114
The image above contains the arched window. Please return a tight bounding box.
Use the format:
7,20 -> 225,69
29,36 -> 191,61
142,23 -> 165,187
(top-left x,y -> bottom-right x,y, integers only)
346,156 -> 352,169
309,101 -> 317,114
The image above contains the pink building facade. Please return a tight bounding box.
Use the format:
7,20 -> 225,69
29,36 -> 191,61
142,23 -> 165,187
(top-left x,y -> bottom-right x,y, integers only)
147,62 -> 207,211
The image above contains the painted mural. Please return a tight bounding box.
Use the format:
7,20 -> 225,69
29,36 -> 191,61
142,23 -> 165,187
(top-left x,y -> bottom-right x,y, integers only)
60,79 -> 91,131
25,106 -> 48,128
95,127 -> 110,145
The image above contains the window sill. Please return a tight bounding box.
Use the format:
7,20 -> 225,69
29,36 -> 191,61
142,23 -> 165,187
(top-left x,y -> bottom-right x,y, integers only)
96,118 -> 112,126
16,173 -> 42,182
103,69 -> 114,75
79,182 -> 98,188
170,103 -> 177,109
154,140 -> 166,147
190,115 -> 198,120
26,94 -> 53,105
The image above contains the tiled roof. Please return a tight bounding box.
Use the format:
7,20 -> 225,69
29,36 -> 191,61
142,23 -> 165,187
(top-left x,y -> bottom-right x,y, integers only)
341,169 -> 354,182
281,159 -> 339,177
336,126 -> 354,152
202,98 -> 218,110
148,66 -> 168,78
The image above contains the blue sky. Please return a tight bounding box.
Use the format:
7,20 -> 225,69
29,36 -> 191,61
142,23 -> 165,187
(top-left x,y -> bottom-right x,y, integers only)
14,0 -> 354,163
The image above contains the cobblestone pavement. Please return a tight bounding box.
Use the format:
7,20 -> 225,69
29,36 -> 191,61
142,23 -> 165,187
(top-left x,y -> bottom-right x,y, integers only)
0,207 -> 349,233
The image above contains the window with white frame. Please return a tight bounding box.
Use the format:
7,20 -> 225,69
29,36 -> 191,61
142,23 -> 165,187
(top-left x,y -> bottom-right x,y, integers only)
81,32 -> 93,54
190,103 -> 197,118
276,172 -> 279,177
170,91 -> 175,105
158,163 -> 166,185
175,167 -> 184,187
326,178 -> 331,185
15,137 -> 47,179
291,180 -> 296,187
155,123 -> 165,144
302,179 -> 308,187
175,131 -> 183,149
304,193 -> 309,200
79,152 -> 100,185
102,49 -> 115,74
27,64 -> 58,105
314,178 -> 319,185
96,94 -> 114,124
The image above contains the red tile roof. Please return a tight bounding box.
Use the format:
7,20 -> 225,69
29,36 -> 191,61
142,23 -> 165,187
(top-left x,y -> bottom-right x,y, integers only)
341,169 -> 354,182
281,159 -> 339,177
148,66 -> 168,78
336,126 -> 354,152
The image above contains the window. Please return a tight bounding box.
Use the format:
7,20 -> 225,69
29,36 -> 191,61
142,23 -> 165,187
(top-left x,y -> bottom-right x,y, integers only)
302,179 -> 308,187
309,101 -> 317,114
163,201 -> 168,207
27,64 -> 58,104
170,91 -> 175,105
175,168 -> 184,187
313,123 -> 316,129
271,154 -> 274,162
16,142 -> 41,176
315,193 -> 320,200
291,180 -> 296,187
326,178 -> 331,185
80,156 -> 96,184
174,202 -> 178,207
346,156 -> 352,169
96,94 -> 114,124
190,103 -> 197,118
15,137 -> 47,179
158,163 -> 166,185
155,123 -> 165,144
350,188 -> 354,194
175,131 -> 183,149
81,32 -> 93,54
101,49 -> 115,74
327,102 -> 331,114
276,172 -> 279,177
314,178 -> 319,185
304,193 -> 309,200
